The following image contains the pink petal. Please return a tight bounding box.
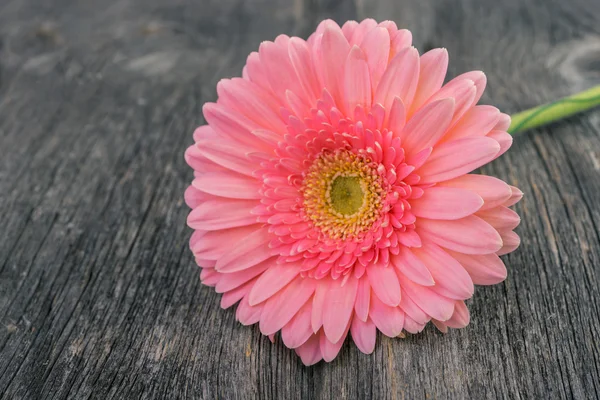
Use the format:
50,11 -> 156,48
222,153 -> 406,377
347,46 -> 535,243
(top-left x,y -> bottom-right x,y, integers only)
427,77 -> 476,125
194,139 -> 257,176
221,279 -> 255,309
403,316 -> 426,334
398,275 -> 455,321
216,259 -> 271,293
391,247 -> 435,286
200,267 -> 219,286
390,29 -> 412,57
260,277 -> 317,335
359,27 -> 390,90
449,251 -> 507,285
320,327 -> 349,362
248,262 -> 300,305
412,244 -> 474,300
498,231 -> 520,255
445,300 -> 470,329
344,46 -> 372,114
443,105 -> 500,142
323,275 -> 359,343
369,294 -> 404,337
193,172 -> 260,199
400,98 -> 455,153
477,206 -> 521,231
311,279 -> 329,332
191,225 -> 260,260
295,333 -> 323,366
504,186 -> 524,207
320,23 -> 351,105
432,319 -> 449,333
387,96 -> 406,134
203,103 -> 268,151
437,174 -> 512,211
374,47 -> 419,114
354,277 -> 371,321
409,48 -> 448,115
348,19 -> 377,46
396,230 -> 422,247
410,187 -> 483,220
351,317 -> 377,354
495,113 -> 511,131
288,37 -> 320,104
281,299 -> 314,348
487,130 -> 513,157
399,291 -> 430,324
366,262 -> 401,306
236,295 -> 263,325
259,40 -> 305,104
418,215 -> 503,254
216,78 -> 285,133
417,136 -> 501,184
245,52 -> 273,94
215,228 -> 272,272
188,198 -> 257,230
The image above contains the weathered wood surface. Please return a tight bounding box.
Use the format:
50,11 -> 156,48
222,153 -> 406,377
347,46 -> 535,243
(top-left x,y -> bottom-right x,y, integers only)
1,0 -> 600,398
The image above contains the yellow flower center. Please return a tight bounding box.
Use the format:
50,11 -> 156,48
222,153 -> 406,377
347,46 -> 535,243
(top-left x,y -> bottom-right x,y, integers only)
301,150 -> 385,240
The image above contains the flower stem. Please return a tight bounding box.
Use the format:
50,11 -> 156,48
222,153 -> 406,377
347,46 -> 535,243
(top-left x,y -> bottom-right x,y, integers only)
508,85 -> 600,134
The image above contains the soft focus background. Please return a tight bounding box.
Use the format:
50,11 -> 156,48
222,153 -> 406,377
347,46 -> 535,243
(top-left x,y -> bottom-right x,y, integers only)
1,0 -> 600,398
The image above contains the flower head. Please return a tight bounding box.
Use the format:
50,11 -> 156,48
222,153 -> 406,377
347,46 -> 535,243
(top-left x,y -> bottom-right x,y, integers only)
185,19 -> 522,365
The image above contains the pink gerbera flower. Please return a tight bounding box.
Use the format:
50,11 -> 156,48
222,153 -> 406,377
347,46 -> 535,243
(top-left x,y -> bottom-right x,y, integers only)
185,19 -> 522,365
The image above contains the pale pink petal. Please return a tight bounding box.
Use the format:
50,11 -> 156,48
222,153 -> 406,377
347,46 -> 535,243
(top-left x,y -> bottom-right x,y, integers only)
412,244 -> 474,300
193,140 -> 257,177
260,277 -> 317,335
248,262 -> 300,305
443,105 -> 500,142
281,299 -> 314,348
387,96 -> 406,134
187,198 -> 257,230
200,267 -> 219,286
341,20 -> 359,41
448,251 -> 508,285
359,27 -> 390,90
445,300 -> 470,329
351,317 -> 377,354
221,279 -> 255,309
259,40 -> 305,104
348,19 -> 377,46
320,23 -> 351,105
437,174 -> 512,211
399,290 -> 430,324
295,333 -> 323,366
399,98 -> 455,153
374,47 -> 419,113
354,277 -> 371,321
403,315 -> 426,334
427,77 -> 476,125
193,172 -> 261,199
288,37 -> 320,103
311,278 -> 329,332
432,319 -> 449,333
409,48 -> 448,115
487,130 -> 513,157
191,225 -> 261,260
216,260 -> 271,293
504,186 -> 524,207
367,262 -> 401,306
417,136 -> 501,184
410,187 -> 483,220
494,113 -> 511,131
323,275 -> 359,343
344,46 -> 372,113
216,228 -> 273,272
216,78 -> 285,133
498,231 -> 520,255
320,326 -> 349,362
391,247 -> 435,286
477,206 -> 521,231
390,29 -> 412,57
418,215 -> 503,254
236,295 -> 264,325
398,274 -> 455,321
369,294 -> 404,337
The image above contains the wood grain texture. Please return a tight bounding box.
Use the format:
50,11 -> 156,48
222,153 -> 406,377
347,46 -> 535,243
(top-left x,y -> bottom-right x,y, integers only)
1,0 -> 600,398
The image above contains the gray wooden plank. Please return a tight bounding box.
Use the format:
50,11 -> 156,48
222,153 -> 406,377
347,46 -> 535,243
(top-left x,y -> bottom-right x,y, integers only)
0,0 -> 599,398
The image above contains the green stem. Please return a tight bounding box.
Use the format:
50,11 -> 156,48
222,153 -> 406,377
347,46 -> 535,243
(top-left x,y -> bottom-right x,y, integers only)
508,85 -> 600,134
